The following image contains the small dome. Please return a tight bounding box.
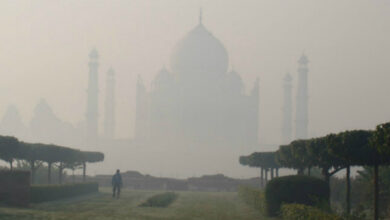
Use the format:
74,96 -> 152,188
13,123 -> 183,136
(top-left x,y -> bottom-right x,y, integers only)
170,23 -> 228,77
90,48 -> 99,59
153,67 -> 174,89
227,70 -> 244,93
298,54 -> 309,65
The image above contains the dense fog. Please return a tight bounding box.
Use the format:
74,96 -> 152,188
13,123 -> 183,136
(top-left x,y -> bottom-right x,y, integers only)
0,0 -> 389,178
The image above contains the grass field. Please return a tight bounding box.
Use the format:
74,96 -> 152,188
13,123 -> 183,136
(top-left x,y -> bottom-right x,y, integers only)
0,188 -> 274,220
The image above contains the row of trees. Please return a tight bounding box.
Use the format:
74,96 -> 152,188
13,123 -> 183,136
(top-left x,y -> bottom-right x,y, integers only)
239,152 -> 280,187
0,135 -> 104,184
240,122 -> 390,220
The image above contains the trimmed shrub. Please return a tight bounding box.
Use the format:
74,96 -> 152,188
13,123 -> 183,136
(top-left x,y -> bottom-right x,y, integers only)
31,182 -> 98,203
281,204 -> 343,220
139,192 -> 178,207
238,186 -> 265,212
265,175 -> 329,216
0,170 -> 30,207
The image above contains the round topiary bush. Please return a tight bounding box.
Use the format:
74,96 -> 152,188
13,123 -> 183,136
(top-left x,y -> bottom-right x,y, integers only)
265,175 -> 329,217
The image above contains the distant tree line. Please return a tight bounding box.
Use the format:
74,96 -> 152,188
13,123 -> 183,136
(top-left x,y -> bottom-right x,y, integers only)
0,135 -> 104,184
240,122 -> 390,220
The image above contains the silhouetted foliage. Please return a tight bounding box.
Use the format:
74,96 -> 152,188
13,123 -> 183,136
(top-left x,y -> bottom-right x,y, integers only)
0,136 -> 19,170
327,130 -> 374,214
139,192 -> 178,207
265,175 -> 329,217
0,135 -> 104,184
240,151 -> 280,186
276,140 -> 314,175
31,182 -> 98,203
369,122 -> 390,220
239,152 -> 280,169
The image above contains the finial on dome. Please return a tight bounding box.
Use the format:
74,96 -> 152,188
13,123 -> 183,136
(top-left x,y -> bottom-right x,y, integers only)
298,51 -> 309,65
199,8 -> 203,25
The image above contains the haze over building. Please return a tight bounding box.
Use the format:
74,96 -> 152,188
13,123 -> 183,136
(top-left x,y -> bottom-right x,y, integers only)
86,49 -> 100,145
282,73 -> 293,144
135,13 -> 259,148
104,67 -> 116,140
0,0 -> 387,180
295,54 -> 309,139
0,12 -> 311,177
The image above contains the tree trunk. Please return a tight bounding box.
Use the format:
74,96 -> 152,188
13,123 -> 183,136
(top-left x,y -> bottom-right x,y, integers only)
265,169 -> 268,184
276,168 -> 279,177
260,167 -> 264,187
324,174 -> 330,186
270,168 -> 274,180
321,168 -> 330,186
321,168 -> 331,207
83,162 -> 86,182
9,160 -> 13,171
346,165 -> 351,215
297,168 -> 304,175
72,169 -> 75,183
30,160 -> 35,184
374,164 -> 379,220
59,162 -> 63,184
48,162 -> 52,184
308,167 -> 311,176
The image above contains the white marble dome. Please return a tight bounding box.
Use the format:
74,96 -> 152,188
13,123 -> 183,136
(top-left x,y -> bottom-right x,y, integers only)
170,22 -> 229,77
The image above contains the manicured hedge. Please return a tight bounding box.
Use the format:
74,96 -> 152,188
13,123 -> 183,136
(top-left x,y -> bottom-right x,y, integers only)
139,192 -> 178,207
265,175 -> 329,216
238,186 -> 265,213
31,182 -> 98,203
0,171 -> 30,207
281,204 -> 343,220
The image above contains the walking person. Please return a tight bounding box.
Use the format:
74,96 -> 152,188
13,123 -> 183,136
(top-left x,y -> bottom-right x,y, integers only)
112,169 -> 122,198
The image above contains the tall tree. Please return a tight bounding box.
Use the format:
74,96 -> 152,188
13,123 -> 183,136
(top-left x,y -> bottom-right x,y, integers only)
370,122 -> 390,220
306,137 -> 345,186
81,151 -> 104,182
0,136 -> 19,170
240,152 -> 280,186
328,130 -> 373,214
276,140 -> 314,175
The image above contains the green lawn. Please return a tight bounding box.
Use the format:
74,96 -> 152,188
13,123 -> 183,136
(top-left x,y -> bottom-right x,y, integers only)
0,188 -> 274,220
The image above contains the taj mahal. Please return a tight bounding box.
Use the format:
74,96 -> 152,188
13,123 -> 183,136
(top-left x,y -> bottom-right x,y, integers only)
0,12 -> 309,176
135,14 -> 259,148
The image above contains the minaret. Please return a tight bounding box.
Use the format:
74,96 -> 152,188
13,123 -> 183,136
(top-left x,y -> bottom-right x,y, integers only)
295,54 -> 309,139
104,67 -> 115,139
135,75 -> 148,141
282,73 -> 293,144
86,49 -> 99,144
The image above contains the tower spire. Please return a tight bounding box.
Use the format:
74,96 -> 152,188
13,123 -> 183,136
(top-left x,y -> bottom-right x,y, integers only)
104,67 -> 116,139
86,48 -> 99,144
295,54 -> 309,139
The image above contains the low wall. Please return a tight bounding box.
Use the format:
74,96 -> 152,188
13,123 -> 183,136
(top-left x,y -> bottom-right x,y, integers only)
94,171 -> 261,191
0,170 -> 30,207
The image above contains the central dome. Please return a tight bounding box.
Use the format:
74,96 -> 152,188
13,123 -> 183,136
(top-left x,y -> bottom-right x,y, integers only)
170,23 -> 229,77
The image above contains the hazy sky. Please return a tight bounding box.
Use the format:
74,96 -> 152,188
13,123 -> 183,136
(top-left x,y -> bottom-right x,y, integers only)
0,0 -> 389,147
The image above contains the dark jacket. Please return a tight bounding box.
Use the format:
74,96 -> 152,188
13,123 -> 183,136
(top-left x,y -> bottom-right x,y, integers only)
112,173 -> 122,186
